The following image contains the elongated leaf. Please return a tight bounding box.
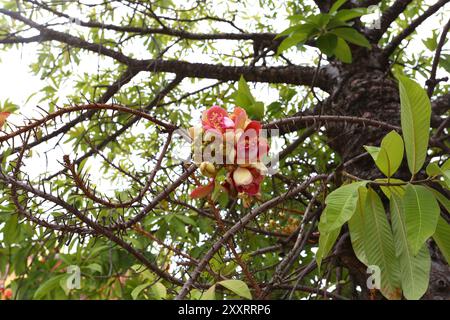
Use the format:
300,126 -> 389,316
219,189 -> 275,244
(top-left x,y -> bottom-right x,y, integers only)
151,282 -> 167,300
319,181 -> 367,232
131,284 -> 149,300
277,32 -> 308,54
316,33 -> 338,56
34,275 -> 66,299
403,184 -> 440,256
201,285 -> 216,300
276,23 -> 315,39
333,37 -> 352,63
442,158 -> 450,171
3,214 -> 20,244
426,162 -> 441,177
391,195 -> 431,300
333,8 -> 367,21
396,74 -> 431,175
363,189 -> 401,300
426,162 -> 450,188
376,178 -> 405,199
233,76 -> 265,120
234,75 -> 255,107
329,0 -> 347,13
218,280 -> 252,299
330,27 -> 371,48
433,216 -> 450,264
347,187 -> 368,265
380,131 -> 404,176
428,187 -> 450,212
316,225 -> 341,269
365,131 -> 404,177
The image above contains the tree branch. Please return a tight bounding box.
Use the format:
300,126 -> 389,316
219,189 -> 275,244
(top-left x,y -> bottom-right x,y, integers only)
366,0 -> 414,42
427,18 -> 450,97
383,0 -> 450,58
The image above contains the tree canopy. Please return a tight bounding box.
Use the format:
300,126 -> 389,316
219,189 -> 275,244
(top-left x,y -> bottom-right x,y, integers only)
0,0 -> 448,300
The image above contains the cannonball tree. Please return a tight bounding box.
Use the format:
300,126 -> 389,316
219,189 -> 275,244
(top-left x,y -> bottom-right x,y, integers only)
0,0 -> 448,300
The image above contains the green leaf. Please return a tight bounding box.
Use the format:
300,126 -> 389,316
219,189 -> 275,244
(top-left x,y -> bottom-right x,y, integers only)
201,284 -> 216,300
34,275 -> 66,299
390,195 -> 431,300
428,187 -> 450,212
279,87 -> 297,102
425,162 -> 450,188
365,131 -> 404,177
218,280 -> 252,299
276,32 -> 308,54
442,158 -> 450,171
333,37 -> 352,63
316,33 -> 338,56
333,8 -> 367,21
329,0 -> 347,14
396,74 -> 431,175
151,282 -> 167,300
307,13 -> 331,28
439,54 -> 450,73
276,23 -> 315,39
403,184 -> 440,256
85,263 -> 102,274
59,274 -> 72,296
316,226 -> 341,269
363,189 -> 401,300
318,181 -> 368,232
426,162 -> 441,177
347,187 -> 368,265
3,214 -> 20,244
330,27 -> 371,48
439,170 -> 449,188
131,283 -> 149,300
233,75 -> 255,107
433,216 -> 450,264
233,76 -> 264,120
376,178 -> 405,199
248,101 -> 265,120
380,131 -> 404,176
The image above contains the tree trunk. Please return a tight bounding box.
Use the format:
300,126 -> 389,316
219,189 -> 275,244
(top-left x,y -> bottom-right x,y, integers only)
322,48 -> 450,299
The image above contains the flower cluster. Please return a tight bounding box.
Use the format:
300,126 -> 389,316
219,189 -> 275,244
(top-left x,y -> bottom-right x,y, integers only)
189,106 -> 269,201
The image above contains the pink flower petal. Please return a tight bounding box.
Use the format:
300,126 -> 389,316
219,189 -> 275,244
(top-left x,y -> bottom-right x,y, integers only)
221,116 -> 235,129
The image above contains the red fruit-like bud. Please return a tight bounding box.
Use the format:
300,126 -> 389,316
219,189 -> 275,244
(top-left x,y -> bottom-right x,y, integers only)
190,181 -> 215,199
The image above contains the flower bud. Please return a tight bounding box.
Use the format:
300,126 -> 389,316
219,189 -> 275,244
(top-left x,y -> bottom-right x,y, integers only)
200,162 -> 216,177
233,167 -> 253,186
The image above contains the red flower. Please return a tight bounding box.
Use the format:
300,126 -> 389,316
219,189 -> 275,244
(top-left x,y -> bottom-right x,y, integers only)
235,120 -> 269,165
224,164 -> 267,196
202,105 -> 234,133
190,105 -> 269,200
2,288 -> 12,300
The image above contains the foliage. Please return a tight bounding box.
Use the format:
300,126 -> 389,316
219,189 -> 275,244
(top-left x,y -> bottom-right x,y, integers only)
0,0 -> 448,301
